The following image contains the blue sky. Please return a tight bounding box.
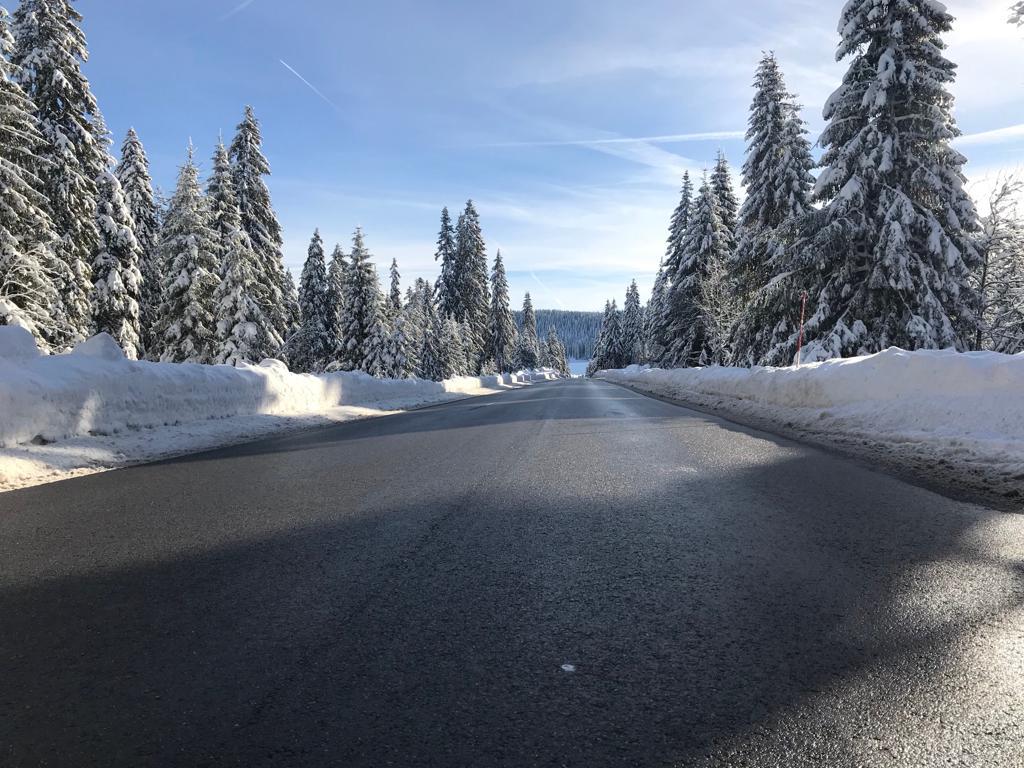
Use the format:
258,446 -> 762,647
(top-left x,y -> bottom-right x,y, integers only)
83,0 -> 1024,311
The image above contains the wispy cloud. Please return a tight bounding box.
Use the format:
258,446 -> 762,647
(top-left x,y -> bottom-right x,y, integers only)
488,130 -> 745,148
279,59 -> 342,115
955,123 -> 1024,147
220,0 -> 257,21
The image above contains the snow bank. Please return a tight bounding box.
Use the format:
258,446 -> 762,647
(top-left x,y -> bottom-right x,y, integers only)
0,327 -> 559,489
599,348 -> 1024,503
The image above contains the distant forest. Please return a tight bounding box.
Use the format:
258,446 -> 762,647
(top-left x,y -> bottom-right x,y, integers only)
516,310 -> 602,360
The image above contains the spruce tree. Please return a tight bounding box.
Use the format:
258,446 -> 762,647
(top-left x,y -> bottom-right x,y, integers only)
515,292 -> 540,369
665,172 -> 693,279
385,311 -> 413,378
338,228 -> 382,371
327,244 -> 346,350
645,266 -> 670,365
620,280 -> 645,365
115,128 -> 161,353
416,281 -> 445,381
91,168 -> 144,358
434,207 -> 460,320
729,53 -> 816,366
711,152 -> 739,243
787,0 -> 981,362
488,250 -> 517,372
153,146 -> 220,363
290,230 -> 334,372
228,105 -> 288,339
388,258 -> 402,316
282,268 -> 301,338
455,200 -> 491,371
208,140 -> 276,365
975,178 -> 1024,353
12,0 -> 107,344
0,7 -> 62,348
666,177 -> 733,367
544,327 -> 570,375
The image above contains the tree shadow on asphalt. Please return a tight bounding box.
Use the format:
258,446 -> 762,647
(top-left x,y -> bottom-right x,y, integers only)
1,451 -> 1020,766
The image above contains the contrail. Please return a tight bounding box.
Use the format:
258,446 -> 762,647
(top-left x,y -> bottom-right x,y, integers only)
279,59 -> 342,115
221,0 -> 257,21
530,271 -> 567,311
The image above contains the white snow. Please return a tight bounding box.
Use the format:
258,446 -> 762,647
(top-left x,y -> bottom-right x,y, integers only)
599,348 -> 1024,502
0,327 -> 559,491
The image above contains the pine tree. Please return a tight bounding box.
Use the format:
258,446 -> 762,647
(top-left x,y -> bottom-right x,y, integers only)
591,299 -> 623,371
362,310 -> 391,378
729,53 -> 816,366
208,140 -> 276,365
434,207 -> 460,320
338,228 -> 383,371
289,230 -> 334,372
91,168 -> 143,358
455,200 -> 491,371
665,172 -> 693,279
384,310 -> 413,378
488,250 -> 517,372
153,146 -> 221,363
440,315 -> 468,378
620,280 -> 645,365
388,258 -> 402,316
115,128 -> 161,353
645,266 -> 670,365
665,177 -> 733,367
229,105 -> 288,340
12,0 -> 107,344
0,7 -> 62,348
282,268 -> 301,337
544,327 -> 569,375
515,292 -> 540,369
327,244 -> 346,350
417,281 -> 445,381
711,152 -> 739,244
975,178 -> 1024,353
787,0 -> 981,363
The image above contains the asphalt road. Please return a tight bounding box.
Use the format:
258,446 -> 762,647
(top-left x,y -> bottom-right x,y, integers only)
1,378 -> 1022,767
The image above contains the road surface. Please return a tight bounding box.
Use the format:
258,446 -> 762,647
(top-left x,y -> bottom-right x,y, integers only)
1,378 -> 1022,766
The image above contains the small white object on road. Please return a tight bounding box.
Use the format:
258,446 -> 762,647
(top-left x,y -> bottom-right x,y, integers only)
561,663 -> 576,673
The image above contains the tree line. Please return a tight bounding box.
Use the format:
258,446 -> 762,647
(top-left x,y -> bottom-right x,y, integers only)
0,1 -> 570,379
590,2 -> 1024,373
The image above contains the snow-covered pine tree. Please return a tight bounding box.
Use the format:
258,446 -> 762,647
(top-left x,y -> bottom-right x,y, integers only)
665,172 -> 693,279
327,243 -> 346,351
711,152 -> 739,244
515,292 -> 540,369
440,315 -> 468,378
388,258 -> 402,316
488,250 -> 517,372
455,200 -> 491,371
975,177 -> 1024,353
384,310 -> 413,378
290,230 -> 334,372
115,128 -> 161,353
729,52 -> 816,366
208,139 -> 277,365
620,280 -> 645,365
152,145 -> 221,363
228,105 -> 288,340
434,206 -> 461,321
665,176 -> 733,367
591,299 -> 624,370
786,0 -> 981,363
645,266 -> 670,365
0,6 -> 62,347
544,327 -> 570,375
416,280 -> 445,381
91,167 -> 144,358
362,309 -> 392,378
12,0 -> 107,345
338,228 -> 384,372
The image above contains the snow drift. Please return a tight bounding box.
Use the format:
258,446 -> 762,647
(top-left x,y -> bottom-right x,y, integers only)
0,327 -> 559,489
599,348 -> 1024,503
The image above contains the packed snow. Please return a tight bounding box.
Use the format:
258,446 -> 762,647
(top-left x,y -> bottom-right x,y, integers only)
598,349 -> 1024,504
0,327 -> 559,491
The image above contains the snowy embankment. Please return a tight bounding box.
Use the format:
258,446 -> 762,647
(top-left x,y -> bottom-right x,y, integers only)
598,349 -> 1024,505
0,327 -> 559,491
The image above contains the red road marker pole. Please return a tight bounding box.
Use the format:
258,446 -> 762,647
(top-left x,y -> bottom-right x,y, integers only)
796,291 -> 808,368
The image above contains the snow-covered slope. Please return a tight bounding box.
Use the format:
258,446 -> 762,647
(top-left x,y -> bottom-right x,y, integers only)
0,328 -> 559,490
598,349 -> 1024,505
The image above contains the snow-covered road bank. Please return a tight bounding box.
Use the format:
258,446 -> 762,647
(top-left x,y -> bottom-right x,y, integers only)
598,349 -> 1024,507
0,328 -> 559,491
